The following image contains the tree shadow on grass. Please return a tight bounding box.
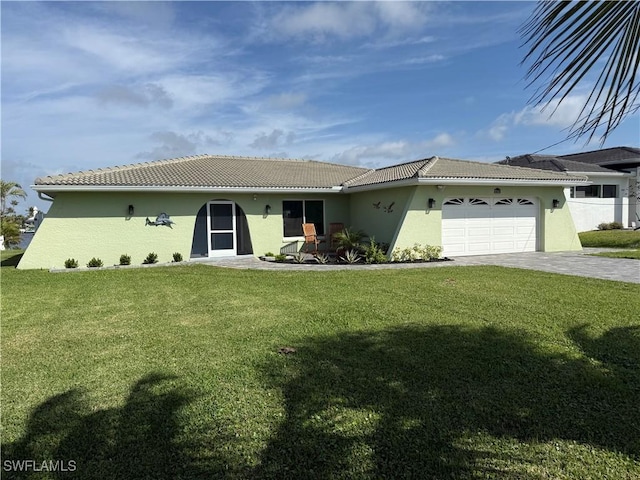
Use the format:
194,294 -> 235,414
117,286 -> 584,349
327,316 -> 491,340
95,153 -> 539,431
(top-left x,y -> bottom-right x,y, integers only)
1,251 -> 23,267
255,325 -> 639,479
2,373 -> 234,479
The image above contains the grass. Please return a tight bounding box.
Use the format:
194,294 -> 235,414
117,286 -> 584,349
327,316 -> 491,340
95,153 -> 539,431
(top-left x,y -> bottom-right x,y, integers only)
2,251 -> 639,479
579,229 -> 640,248
592,249 -> 640,260
578,230 -> 640,260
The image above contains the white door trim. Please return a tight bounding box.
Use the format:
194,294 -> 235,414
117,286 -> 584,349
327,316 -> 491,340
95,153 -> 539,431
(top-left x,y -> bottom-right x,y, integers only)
207,201 -> 237,257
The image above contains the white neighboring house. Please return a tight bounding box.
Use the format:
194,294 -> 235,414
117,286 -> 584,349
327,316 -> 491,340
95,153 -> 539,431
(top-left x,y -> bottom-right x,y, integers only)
24,206 -> 45,232
498,147 -> 640,232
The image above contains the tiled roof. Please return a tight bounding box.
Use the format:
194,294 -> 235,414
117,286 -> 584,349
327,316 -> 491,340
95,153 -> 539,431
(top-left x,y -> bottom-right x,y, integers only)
35,154 -> 586,192
497,154 -> 615,173
558,146 -> 640,166
35,155 -> 370,189
344,156 -> 586,187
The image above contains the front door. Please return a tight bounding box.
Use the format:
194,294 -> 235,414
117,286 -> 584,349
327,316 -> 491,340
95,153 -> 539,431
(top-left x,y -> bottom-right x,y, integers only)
207,201 -> 236,257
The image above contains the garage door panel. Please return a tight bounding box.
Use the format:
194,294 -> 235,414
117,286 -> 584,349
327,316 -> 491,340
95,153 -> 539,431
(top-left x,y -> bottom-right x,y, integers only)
468,227 -> 491,237
442,198 -> 537,256
493,226 -> 515,235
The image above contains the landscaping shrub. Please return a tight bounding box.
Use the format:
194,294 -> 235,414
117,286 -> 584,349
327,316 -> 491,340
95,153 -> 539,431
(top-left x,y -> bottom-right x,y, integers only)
391,244 -> 443,262
314,253 -> 329,264
86,257 -> 103,268
172,252 -> 183,262
339,249 -> 361,264
292,253 -> 306,264
598,221 -> 624,230
64,258 -> 79,269
363,238 -> 388,264
274,254 -> 287,263
119,254 -> 131,266
143,252 -> 158,264
333,228 -> 367,254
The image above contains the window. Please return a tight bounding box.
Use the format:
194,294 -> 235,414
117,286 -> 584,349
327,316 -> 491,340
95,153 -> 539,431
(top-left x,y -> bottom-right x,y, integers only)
443,198 -> 464,205
602,185 -> 617,198
469,198 -> 489,205
575,185 -> 600,198
282,200 -> 324,237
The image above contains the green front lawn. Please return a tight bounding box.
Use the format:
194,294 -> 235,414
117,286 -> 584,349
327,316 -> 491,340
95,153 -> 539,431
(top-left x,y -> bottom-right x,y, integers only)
2,259 -> 639,479
579,229 -> 640,248
592,249 -> 640,260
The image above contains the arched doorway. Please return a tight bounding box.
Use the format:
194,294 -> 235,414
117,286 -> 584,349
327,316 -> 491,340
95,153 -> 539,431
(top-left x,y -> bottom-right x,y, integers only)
190,201 -> 253,258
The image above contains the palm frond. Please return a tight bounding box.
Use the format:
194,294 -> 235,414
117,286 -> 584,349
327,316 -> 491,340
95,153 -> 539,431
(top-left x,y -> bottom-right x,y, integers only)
520,0 -> 640,144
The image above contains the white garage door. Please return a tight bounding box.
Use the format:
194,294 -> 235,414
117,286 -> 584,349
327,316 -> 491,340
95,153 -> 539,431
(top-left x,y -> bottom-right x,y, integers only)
442,198 -> 538,256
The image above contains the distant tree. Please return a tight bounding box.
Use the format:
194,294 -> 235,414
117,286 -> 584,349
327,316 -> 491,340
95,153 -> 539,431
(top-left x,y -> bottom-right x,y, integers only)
1,180 -> 27,248
1,217 -> 21,247
1,180 -> 27,216
521,0 -> 640,144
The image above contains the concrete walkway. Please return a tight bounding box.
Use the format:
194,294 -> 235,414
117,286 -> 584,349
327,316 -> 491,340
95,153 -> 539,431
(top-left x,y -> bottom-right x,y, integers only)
197,249 -> 640,284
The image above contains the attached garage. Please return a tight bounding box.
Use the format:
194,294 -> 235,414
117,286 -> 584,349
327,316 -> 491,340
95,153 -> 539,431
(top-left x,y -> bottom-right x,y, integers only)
442,197 -> 538,256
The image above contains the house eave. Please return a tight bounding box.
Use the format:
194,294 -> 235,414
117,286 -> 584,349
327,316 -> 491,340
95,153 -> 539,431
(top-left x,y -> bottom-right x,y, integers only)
572,171 -> 633,177
31,185 -> 345,195
343,177 -> 589,192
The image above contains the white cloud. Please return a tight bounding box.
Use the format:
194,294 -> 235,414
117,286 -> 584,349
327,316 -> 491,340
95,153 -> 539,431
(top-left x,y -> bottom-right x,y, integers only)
97,84 -> 173,109
156,73 -> 268,111
249,129 -> 296,149
401,54 -> 446,66
136,131 -> 225,160
267,2 -> 431,43
332,133 -> 455,166
61,25 -> 186,75
375,2 -> 430,30
265,93 -> 308,110
483,95 -> 589,142
514,95 -> 588,128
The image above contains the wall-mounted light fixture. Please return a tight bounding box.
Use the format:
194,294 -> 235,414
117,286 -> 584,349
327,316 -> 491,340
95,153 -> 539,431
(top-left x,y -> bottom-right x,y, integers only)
253,194 -> 257,201
428,198 -> 436,209
552,199 -> 560,209
265,204 -> 271,215
128,204 -> 134,216
437,185 -> 445,190
494,188 -> 501,195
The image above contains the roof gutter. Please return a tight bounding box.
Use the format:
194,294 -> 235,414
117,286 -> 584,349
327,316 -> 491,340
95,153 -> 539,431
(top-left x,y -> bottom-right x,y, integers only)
38,191 -> 55,202
342,177 -> 590,192
571,171 -> 633,177
32,185 -> 345,195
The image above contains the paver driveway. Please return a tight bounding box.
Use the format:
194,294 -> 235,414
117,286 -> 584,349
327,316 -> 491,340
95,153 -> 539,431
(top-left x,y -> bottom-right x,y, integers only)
205,248 -> 640,284
450,249 -> 640,284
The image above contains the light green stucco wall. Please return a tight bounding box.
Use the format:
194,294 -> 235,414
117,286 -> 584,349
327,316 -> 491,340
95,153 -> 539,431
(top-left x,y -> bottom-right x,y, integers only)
349,184 -> 582,255
349,186 -> 412,246
18,191 -> 351,269
18,185 -> 581,269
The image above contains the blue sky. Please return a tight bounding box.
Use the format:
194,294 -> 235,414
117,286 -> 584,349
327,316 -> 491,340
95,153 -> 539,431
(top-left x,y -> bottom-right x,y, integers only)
2,1 -> 639,211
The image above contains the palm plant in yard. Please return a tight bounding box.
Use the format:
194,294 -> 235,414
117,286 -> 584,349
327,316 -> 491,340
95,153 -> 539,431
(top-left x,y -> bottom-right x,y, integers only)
333,227 -> 367,255
521,0 -> 640,144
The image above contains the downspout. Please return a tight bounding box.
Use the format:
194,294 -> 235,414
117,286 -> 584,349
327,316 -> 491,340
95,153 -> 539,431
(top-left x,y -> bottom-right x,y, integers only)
38,192 -> 54,202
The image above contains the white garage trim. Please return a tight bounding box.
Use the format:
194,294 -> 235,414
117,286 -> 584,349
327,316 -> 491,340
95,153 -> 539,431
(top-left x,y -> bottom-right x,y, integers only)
442,197 -> 538,256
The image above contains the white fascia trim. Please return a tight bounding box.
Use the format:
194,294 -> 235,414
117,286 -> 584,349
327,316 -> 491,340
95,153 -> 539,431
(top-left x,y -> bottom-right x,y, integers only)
576,171 -> 633,177
342,177 -> 590,192
32,185 -> 345,194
